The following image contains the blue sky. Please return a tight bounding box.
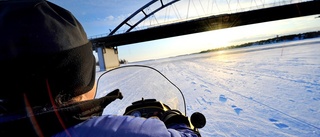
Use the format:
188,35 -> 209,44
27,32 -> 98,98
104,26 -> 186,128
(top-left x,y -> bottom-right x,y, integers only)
48,0 -> 320,62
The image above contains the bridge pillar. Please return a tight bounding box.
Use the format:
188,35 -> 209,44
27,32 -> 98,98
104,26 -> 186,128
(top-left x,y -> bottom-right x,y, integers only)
96,44 -> 120,71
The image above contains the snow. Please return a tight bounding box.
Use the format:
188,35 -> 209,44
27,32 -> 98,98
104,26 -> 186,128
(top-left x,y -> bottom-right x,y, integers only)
96,38 -> 320,137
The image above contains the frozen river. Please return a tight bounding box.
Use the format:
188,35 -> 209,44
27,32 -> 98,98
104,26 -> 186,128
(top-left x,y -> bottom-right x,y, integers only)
96,38 -> 320,137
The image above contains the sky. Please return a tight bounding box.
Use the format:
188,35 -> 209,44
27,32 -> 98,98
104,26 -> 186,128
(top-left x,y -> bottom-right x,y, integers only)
48,0 -> 320,62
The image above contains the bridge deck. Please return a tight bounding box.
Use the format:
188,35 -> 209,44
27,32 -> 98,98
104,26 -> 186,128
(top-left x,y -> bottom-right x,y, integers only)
91,0 -> 320,48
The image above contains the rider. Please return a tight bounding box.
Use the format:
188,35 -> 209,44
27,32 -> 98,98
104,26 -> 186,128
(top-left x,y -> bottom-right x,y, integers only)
0,0 -> 198,136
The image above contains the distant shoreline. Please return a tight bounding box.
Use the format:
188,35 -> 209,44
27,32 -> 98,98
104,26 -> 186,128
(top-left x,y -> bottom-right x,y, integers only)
199,30 -> 320,54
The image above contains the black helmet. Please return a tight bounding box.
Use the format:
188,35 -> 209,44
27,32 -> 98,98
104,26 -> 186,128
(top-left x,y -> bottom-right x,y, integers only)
0,0 -> 96,110
0,1 -> 125,136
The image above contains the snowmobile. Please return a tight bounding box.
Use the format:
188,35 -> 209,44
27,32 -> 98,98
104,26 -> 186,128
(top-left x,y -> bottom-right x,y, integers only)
96,65 -> 206,136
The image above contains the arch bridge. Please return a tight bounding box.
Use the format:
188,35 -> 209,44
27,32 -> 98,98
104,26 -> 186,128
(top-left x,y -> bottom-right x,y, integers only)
90,0 -> 320,71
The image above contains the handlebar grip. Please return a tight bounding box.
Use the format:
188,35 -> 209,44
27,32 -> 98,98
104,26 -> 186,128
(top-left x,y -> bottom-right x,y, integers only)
161,109 -> 190,127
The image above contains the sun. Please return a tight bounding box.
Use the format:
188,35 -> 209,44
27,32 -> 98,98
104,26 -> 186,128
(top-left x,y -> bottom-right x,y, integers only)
201,29 -> 234,49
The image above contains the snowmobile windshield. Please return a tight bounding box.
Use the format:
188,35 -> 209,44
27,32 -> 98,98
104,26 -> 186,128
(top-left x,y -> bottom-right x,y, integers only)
95,65 -> 186,116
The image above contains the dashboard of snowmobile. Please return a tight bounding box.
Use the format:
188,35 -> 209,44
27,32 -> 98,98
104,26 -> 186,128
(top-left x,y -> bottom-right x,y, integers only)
123,98 -> 170,118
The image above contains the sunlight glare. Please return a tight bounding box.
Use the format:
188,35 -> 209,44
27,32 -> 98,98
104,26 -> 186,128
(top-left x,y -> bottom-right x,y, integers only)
217,50 -> 226,55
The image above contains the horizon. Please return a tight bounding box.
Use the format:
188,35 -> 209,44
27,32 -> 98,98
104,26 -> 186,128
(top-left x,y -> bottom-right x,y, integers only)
123,31 -> 320,64
48,0 -> 320,62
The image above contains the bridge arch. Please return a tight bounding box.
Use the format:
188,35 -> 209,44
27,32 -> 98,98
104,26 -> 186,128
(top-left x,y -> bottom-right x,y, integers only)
95,0 -> 182,71
109,0 -> 180,36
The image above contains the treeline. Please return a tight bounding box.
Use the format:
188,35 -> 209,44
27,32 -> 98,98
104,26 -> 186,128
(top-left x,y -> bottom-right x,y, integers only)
200,31 -> 320,53
95,59 -> 128,65
119,59 -> 128,64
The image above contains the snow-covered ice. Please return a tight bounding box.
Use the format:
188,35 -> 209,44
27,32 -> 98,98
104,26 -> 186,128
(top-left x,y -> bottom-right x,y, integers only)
96,38 -> 320,137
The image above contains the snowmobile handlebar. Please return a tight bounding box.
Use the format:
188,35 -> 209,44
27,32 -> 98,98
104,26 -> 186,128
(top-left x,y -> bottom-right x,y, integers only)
123,97 -> 206,136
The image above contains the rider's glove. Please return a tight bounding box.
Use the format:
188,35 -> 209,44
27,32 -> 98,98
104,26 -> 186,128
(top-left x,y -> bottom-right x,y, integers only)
160,109 -> 190,127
